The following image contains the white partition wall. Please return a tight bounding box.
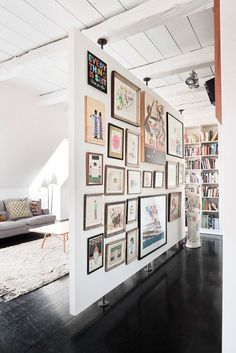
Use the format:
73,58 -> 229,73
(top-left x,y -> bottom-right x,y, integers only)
69,29 -> 185,316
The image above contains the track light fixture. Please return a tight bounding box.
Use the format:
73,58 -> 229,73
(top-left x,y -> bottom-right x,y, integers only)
185,70 -> 199,89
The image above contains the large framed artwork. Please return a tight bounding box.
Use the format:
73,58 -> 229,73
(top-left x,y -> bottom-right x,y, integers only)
87,234 -> 103,274
140,91 -> 166,165
105,238 -> 126,271
86,152 -> 103,186
105,165 -> 125,195
138,194 -> 167,259
84,194 -> 104,230
87,51 -> 107,93
126,198 -> 138,224
126,228 -> 138,264
111,71 -> 140,126
167,112 -> 184,158
168,192 -> 182,222
85,96 -> 105,146
105,201 -> 126,237
125,129 -> 140,167
166,162 -> 178,189
127,170 -> 141,194
108,123 -> 124,160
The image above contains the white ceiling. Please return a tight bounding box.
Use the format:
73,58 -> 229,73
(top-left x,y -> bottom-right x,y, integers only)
0,0 -> 216,124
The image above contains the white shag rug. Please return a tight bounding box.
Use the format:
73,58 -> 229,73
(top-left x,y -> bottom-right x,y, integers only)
0,236 -> 69,301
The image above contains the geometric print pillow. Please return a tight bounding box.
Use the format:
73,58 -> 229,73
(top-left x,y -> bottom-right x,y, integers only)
5,199 -> 32,221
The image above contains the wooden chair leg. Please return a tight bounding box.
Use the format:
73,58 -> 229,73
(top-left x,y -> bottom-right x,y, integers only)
41,233 -> 48,249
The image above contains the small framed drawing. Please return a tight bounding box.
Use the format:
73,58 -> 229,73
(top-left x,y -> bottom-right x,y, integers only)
85,96 -> 105,146
105,165 -> 125,195
178,164 -> 184,185
166,162 -> 178,189
168,192 -> 182,222
87,234 -> 103,274
108,123 -> 124,160
86,152 -> 103,186
84,194 -> 104,230
125,129 -> 140,167
105,238 -> 126,271
111,71 -> 140,127
142,171 -> 153,188
105,201 -> 126,237
127,170 -> 141,194
126,228 -> 138,264
167,112 -> 184,159
126,198 -> 138,224
154,171 -> 164,188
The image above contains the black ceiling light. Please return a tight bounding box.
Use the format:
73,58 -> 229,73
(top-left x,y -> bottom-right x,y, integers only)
185,70 -> 199,89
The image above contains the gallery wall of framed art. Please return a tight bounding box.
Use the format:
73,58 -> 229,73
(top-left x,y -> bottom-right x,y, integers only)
69,29 -> 185,316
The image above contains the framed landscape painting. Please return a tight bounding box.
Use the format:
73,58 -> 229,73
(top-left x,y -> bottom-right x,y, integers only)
125,129 -> 140,167
86,152 -> 103,186
108,123 -> 124,160
105,201 -> 126,237
168,192 -> 182,222
111,71 -> 140,126
166,162 -> 178,189
84,194 -> 104,230
105,165 -> 125,195
126,198 -> 138,224
127,170 -> 141,194
105,238 -> 126,271
140,91 -> 166,165
167,112 -> 184,158
126,228 -> 138,264
85,96 -> 105,146
87,234 -> 103,274
138,194 -> 167,259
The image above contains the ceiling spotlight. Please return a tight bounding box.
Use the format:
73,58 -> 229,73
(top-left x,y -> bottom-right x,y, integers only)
185,70 -> 199,89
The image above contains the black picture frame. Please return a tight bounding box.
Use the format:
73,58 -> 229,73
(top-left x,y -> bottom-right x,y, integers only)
168,192 -> 182,222
87,51 -> 107,94
87,234 -> 104,274
105,201 -> 126,238
166,112 -> 184,159
126,198 -> 138,224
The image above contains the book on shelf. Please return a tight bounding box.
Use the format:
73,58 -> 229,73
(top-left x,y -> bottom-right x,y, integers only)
202,171 -> 218,184
201,214 -> 219,230
202,185 -> 219,197
185,146 -> 200,157
185,172 -> 201,184
184,132 -> 199,144
185,159 -> 201,170
201,130 -> 218,142
202,199 -> 219,211
201,158 -> 219,170
201,143 -> 218,156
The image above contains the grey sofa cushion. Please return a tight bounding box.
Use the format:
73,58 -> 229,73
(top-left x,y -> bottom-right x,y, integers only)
0,219 -> 28,231
26,215 -> 56,227
4,198 -> 32,221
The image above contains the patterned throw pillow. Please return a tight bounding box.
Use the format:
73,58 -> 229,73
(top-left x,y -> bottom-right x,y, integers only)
29,200 -> 42,216
5,199 -> 32,221
0,211 -> 7,222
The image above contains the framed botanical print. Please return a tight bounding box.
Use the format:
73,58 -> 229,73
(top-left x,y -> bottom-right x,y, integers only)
126,198 -> 138,224
105,165 -> 125,195
127,170 -> 141,194
84,194 -> 104,230
154,171 -> 164,188
86,152 -> 103,186
108,123 -> 124,160
126,228 -> 138,264
140,91 -> 166,165
138,194 -> 167,259
142,171 -> 153,188
111,71 -> 140,126
125,129 -> 140,167
167,112 -> 184,158
105,201 -> 126,237
166,162 -> 178,189
87,234 -> 103,274
168,192 -> 182,222
85,96 -> 105,146
178,163 -> 184,185
105,238 -> 126,271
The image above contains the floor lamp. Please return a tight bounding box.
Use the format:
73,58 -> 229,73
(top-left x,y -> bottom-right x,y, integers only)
41,178 -> 49,210
50,173 -> 57,214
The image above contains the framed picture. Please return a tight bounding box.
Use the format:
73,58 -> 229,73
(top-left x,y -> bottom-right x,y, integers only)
87,234 -> 103,274
84,194 -> 104,230
178,164 -> 184,185
126,228 -> 138,264
108,123 -> 124,160
168,192 -> 182,222
105,201 -> 126,237
85,96 -> 105,146
105,165 -> 125,195
154,171 -> 164,188
140,91 -> 166,165
126,198 -> 138,224
125,129 -> 140,167
166,162 -> 178,189
167,112 -> 184,159
105,238 -> 126,271
127,170 -> 141,194
142,171 -> 153,188
111,71 -> 140,126
138,194 -> 167,259
87,51 -> 107,94
86,152 -> 103,186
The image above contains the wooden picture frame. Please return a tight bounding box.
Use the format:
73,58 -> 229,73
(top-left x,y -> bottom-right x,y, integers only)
105,165 -> 125,195
127,170 -> 141,195
108,123 -> 124,160
142,171 -> 153,188
87,234 -> 104,274
126,198 -> 138,224
126,228 -> 138,264
167,112 -> 184,159
166,161 -> 179,189
105,201 -> 126,238
85,96 -> 105,146
154,170 -> 164,188
105,238 -> 126,271
86,152 -> 103,186
84,194 -> 104,230
168,192 -> 182,222
125,129 -> 140,167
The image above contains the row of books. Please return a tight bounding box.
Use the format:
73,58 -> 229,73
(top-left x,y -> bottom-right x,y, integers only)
186,186 -> 200,195
201,158 -> 219,170
201,144 -> 218,156
202,186 -> 219,197
185,159 -> 201,170
201,215 -> 219,230
185,173 -> 201,184
202,199 -> 219,211
201,130 -> 218,142
184,132 -> 199,144
185,146 -> 200,156
202,172 -> 218,184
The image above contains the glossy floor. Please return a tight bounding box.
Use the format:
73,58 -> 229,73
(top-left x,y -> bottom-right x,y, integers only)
0,235 -> 222,353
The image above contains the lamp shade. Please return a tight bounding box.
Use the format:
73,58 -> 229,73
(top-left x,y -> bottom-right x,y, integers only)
50,173 -> 58,185
41,178 -> 48,188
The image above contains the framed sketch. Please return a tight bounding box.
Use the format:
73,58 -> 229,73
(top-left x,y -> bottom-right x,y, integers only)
87,51 -> 107,94
84,194 -> 104,230
154,171 -> 164,188
108,123 -> 124,160
126,198 -> 138,224
105,201 -> 126,237
166,162 -> 178,189
127,170 -> 141,194
142,171 -> 153,188
125,129 -> 140,167
87,234 -> 103,274
111,71 -> 140,126
105,238 -> 126,271
86,152 -> 103,186
126,228 -> 138,264
138,194 -> 167,259
140,91 -> 166,165
168,192 -> 182,222
85,96 -> 105,146
178,164 -> 184,185
167,112 -> 184,158
105,165 -> 125,195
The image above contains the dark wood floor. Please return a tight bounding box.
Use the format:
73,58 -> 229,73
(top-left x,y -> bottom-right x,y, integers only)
0,235 -> 222,353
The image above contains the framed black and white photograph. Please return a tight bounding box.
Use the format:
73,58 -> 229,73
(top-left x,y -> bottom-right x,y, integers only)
127,170 -> 141,194
108,123 -> 124,160
126,198 -> 138,224
84,194 -> 104,230
86,152 -> 103,186
154,171 -> 164,188
105,165 -> 125,195
87,234 -> 104,274
142,171 -> 153,188
126,228 -> 138,264
125,129 -> 140,167
167,112 -> 184,159
105,238 -> 126,271
166,161 -> 179,189
105,201 -> 126,237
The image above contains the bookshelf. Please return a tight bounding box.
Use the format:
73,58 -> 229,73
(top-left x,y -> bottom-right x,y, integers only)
184,124 -> 221,235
